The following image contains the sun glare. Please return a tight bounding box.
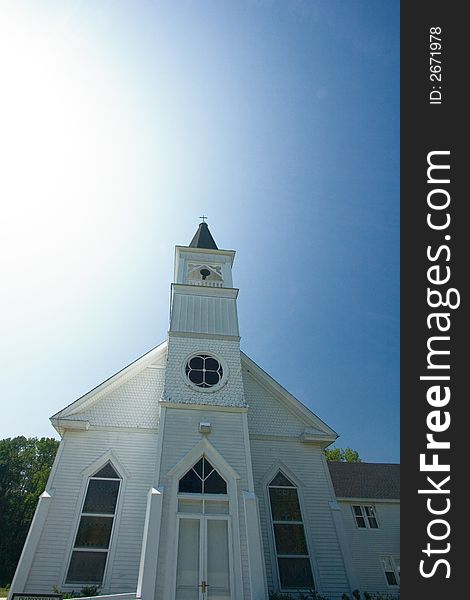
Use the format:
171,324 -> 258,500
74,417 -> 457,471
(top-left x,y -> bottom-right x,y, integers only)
0,2 -> 139,328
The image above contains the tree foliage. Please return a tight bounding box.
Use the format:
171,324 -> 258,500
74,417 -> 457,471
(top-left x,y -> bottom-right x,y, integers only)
0,436 -> 59,586
324,446 -> 361,462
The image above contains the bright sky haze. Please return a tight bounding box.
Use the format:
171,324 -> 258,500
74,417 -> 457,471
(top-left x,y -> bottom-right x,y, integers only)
0,0 -> 399,463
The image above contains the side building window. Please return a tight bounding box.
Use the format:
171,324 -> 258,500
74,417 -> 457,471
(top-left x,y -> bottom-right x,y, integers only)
352,505 -> 379,528
66,462 -> 121,585
380,556 -> 400,586
268,471 -> 314,591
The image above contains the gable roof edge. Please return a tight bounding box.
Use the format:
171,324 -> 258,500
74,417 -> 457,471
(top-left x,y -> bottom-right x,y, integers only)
51,340 -> 167,423
240,351 -> 338,439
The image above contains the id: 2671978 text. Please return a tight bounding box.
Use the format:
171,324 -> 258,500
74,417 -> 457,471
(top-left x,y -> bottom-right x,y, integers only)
429,27 -> 443,105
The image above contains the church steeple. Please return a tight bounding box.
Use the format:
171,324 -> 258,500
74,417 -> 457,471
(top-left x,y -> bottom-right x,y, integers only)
165,222 -> 245,407
189,220 -> 218,250
172,222 -> 235,289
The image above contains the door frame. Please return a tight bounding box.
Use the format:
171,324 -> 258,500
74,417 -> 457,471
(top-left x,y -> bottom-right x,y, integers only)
175,513 -> 235,600
165,438 -> 243,600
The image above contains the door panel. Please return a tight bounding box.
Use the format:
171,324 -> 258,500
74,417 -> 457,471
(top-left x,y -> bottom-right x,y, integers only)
206,519 -> 230,600
176,516 -> 231,600
176,518 -> 200,600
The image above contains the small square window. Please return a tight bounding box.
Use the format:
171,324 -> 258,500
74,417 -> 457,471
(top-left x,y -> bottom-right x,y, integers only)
352,505 -> 379,529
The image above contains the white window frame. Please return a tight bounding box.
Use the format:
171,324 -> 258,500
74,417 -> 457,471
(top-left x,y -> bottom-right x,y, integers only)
181,351 -> 229,394
64,464 -> 122,588
351,504 -> 379,529
267,471 -> 315,592
380,555 -> 400,587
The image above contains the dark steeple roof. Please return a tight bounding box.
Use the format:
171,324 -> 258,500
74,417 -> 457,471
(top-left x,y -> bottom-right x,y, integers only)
189,222 -> 218,249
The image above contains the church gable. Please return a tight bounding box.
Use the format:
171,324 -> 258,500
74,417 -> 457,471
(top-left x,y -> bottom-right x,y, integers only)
241,353 -> 337,440
51,342 -> 167,433
60,366 -> 164,429
243,368 -> 307,437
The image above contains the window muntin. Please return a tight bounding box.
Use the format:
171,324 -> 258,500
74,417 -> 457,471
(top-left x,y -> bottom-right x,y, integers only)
381,556 -> 400,586
66,462 -> 121,585
178,456 -> 227,495
268,472 -> 314,590
352,505 -> 379,529
185,355 -> 223,388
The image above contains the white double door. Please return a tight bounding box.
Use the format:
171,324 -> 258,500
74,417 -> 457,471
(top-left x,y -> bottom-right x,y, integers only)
175,515 -> 232,600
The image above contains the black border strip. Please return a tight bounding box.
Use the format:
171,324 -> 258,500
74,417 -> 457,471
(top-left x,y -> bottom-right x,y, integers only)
401,2 -> 466,598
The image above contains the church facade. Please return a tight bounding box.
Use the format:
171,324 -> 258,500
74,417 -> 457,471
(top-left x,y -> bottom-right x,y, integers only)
9,224 -> 399,600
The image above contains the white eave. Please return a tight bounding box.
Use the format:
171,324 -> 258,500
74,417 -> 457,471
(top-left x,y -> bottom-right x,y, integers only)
50,418 -> 90,436
175,245 -> 236,264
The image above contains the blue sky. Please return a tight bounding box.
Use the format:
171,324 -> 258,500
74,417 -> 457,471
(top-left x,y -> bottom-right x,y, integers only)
0,0 -> 399,462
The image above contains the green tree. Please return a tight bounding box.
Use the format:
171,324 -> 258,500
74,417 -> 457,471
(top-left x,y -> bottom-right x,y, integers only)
324,446 -> 361,462
0,436 -> 59,586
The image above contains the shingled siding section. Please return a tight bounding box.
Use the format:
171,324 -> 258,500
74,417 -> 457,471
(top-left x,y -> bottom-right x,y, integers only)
249,438 -> 349,599
64,367 -> 164,429
24,429 -> 158,595
243,369 -> 308,437
163,335 -> 246,408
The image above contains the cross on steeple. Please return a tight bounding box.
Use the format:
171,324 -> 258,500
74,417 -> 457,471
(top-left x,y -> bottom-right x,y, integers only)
199,215 -> 208,223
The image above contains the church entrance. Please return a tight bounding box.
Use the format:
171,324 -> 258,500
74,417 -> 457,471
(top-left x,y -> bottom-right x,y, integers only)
175,456 -> 233,600
175,514 -> 232,600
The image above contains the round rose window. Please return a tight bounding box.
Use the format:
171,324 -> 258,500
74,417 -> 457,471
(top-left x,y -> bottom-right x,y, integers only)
185,354 -> 223,388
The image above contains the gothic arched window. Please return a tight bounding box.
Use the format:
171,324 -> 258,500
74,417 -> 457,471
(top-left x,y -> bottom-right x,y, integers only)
268,471 -> 314,590
178,456 -> 227,494
66,462 -> 121,585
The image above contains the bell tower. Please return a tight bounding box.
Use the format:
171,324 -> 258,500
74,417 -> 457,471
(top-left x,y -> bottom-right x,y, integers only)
145,220 -> 267,600
164,220 -> 245,407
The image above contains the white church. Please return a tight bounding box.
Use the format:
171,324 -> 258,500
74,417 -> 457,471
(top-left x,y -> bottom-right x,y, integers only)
9,223 -> 399,600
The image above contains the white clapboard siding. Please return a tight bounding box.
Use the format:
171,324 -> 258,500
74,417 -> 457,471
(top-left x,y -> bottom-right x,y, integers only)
249,438 -> 350,599
25,428 -> 158,595
243,366 -> 350,598
170,292 -> 239,337
338,500 -> 400,594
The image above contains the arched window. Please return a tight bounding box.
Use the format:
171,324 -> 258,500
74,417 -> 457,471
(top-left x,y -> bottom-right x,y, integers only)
66,462 -> 121,585
178,456 -> 227,494
268,471 -> 314,590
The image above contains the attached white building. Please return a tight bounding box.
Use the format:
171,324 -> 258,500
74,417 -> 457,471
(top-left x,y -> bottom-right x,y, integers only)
9,223 -> 399,600
327,462 -> 400,595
